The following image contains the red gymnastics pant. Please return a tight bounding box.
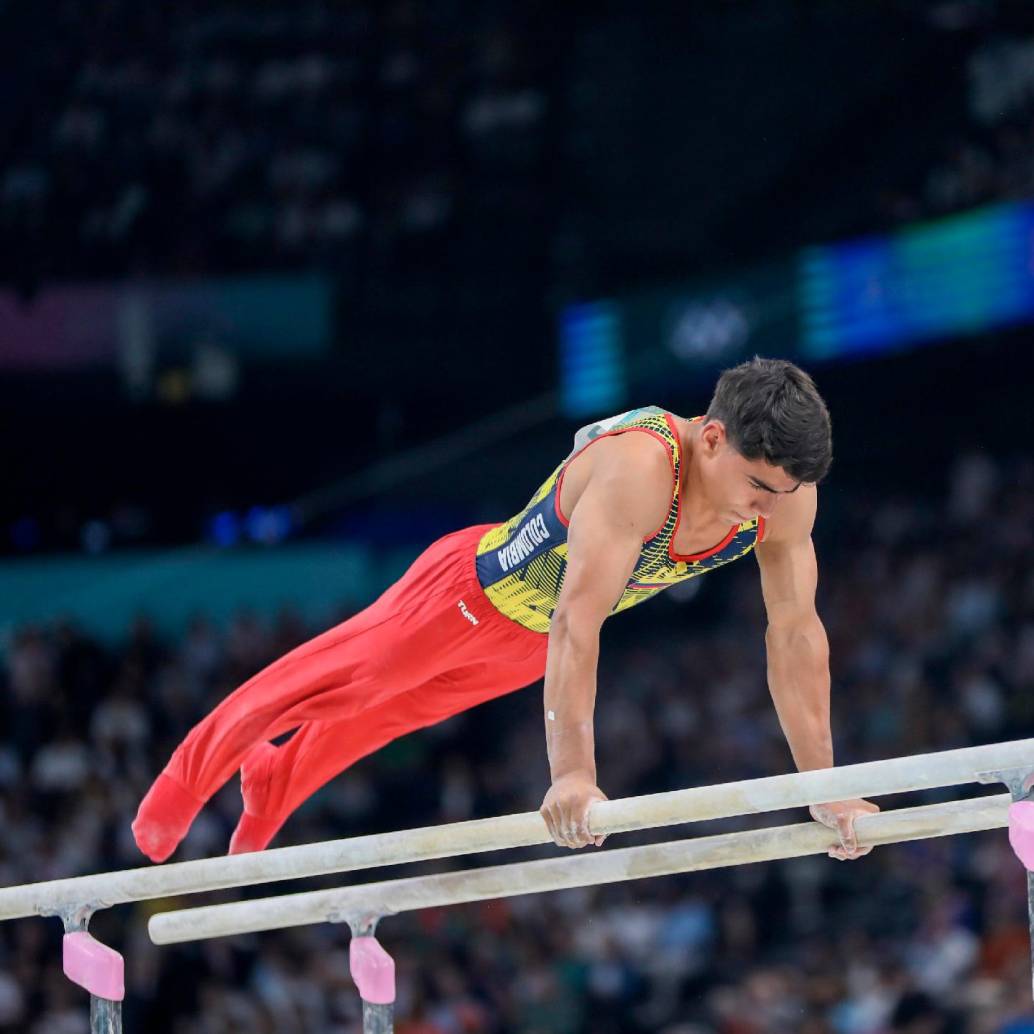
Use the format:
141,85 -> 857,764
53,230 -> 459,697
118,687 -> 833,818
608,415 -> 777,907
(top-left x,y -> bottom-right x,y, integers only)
131,524 -> 548,862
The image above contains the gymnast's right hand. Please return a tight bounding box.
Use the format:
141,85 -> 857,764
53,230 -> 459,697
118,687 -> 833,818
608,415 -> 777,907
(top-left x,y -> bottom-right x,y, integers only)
540,772 -> 608,849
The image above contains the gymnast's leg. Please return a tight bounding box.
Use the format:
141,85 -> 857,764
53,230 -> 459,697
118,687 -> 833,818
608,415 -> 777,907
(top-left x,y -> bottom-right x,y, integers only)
132,528 -> 492,863
229,657 -> 544,854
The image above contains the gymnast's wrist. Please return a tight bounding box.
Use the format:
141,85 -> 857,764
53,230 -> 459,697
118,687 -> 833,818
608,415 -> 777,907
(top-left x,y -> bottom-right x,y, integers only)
548,766 -> 597,786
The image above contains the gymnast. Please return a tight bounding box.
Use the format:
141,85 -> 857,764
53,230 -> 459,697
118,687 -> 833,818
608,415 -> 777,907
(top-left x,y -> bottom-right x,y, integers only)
132,357 -> 877,863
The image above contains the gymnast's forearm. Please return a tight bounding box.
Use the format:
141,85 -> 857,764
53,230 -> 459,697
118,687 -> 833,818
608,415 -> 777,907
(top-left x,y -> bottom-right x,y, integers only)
543,617 -> 600,783
765,616 -> 834,773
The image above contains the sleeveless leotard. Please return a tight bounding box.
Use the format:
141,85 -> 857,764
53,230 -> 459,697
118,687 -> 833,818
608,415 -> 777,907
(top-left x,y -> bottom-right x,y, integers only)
474,406 -> 765,633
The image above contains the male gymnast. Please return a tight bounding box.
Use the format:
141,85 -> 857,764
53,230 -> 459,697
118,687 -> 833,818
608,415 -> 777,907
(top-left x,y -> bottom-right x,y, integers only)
133,357 -> 878,863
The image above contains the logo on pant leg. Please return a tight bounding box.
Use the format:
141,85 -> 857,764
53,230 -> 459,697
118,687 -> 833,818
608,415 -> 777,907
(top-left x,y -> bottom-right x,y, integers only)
457,600 -> 479,625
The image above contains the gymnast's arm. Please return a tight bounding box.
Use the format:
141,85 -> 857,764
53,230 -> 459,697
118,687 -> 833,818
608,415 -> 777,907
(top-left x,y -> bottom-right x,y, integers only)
539,434 -> 670,850
755,485 -> 879,860
754,485 -> 833,773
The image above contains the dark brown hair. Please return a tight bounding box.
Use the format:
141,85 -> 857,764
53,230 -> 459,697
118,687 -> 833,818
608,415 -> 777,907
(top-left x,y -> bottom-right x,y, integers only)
706,357 -> 832,483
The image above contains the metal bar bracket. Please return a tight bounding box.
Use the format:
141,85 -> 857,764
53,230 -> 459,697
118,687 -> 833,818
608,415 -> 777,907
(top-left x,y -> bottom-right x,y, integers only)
348,917 -> 395,1034
59,909 -> 125,1033
978,766 -> 1034,998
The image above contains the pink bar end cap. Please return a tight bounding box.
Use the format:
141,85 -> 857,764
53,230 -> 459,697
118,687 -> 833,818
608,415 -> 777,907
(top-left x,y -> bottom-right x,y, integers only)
62,932 -> 125,1002
349,935 -> 396,1005
1008,800 -> 1034,872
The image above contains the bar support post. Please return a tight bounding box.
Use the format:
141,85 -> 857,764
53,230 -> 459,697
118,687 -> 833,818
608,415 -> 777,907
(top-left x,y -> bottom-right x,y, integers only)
348,917 -> 395,1034
59,909 -> 125,1034
980,766 -> 1034,999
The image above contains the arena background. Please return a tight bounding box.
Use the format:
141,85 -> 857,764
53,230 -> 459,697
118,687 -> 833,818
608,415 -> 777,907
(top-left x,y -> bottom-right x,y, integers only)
2,2 -> 1034,1031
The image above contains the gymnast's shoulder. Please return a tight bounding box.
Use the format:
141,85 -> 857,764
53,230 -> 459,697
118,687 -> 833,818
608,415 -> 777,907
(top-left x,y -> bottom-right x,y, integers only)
756,482 -> 817,548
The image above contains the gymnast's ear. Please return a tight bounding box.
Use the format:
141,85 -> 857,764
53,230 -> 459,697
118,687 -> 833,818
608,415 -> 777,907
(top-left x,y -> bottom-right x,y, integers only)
698,419 -> 727,454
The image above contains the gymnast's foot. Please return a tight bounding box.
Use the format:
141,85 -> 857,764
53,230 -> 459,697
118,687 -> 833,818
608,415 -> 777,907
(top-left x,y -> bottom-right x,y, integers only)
132,772 -> 205,863
228,742 -> 287,855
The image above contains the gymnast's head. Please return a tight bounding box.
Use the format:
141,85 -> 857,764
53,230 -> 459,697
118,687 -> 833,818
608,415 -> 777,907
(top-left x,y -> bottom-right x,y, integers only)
691,356 -> 832,525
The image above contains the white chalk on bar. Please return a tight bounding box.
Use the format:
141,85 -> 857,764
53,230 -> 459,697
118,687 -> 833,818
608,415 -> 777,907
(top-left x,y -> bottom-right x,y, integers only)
1,737 -> 1029,922
148,794 -> 1010,945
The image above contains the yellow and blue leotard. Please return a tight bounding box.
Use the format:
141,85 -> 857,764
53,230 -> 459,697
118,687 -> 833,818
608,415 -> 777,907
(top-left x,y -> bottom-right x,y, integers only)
475,406 -> 765,633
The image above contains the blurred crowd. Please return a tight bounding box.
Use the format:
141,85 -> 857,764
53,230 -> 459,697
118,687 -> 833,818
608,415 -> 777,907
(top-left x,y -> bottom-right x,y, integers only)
3,0 -> 550,284
1,449 -> 1033,1033
882,27 -> 1034,225
8,0 -> 1034,289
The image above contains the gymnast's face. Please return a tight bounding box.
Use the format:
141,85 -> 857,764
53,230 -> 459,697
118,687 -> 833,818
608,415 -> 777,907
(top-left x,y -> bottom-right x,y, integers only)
696,420 -> 801,525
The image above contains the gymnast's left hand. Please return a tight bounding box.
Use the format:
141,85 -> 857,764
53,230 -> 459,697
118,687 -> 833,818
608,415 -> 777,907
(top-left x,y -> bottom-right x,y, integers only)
809,798 -> 880,860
